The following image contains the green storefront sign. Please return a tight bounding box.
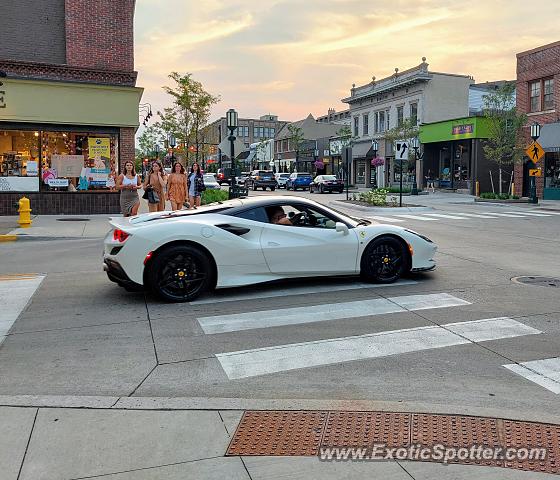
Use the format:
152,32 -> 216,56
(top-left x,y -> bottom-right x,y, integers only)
420,116 -> 491,143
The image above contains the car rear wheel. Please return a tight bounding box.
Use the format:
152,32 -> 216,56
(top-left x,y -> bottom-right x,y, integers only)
149,245 -> 212,302
252,184 -> 257,191
270,186 -> 276,191
319,184 -> 324,194
360,236 -> 408,283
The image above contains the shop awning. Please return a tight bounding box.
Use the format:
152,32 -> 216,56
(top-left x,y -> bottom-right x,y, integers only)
365,145 -> 378,160
351,142 -> 370,158
539,122 -> 560,152
236,150 -> 251,161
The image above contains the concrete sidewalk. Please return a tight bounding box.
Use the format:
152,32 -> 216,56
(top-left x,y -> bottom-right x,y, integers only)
2,403 -> 557,480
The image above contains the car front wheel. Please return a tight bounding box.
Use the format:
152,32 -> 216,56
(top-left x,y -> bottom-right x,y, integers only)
149,245 -> 213,302
360,236 -> 408,283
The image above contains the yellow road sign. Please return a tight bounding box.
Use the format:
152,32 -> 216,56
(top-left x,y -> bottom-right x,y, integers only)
526,141 -> 544,163
529,168 -> 542,177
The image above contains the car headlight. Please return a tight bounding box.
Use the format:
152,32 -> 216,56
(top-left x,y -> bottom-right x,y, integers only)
405,229 -> 433,243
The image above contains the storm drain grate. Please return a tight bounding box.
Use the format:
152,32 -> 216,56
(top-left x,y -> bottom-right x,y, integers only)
56,218 -> 91,222
512,276 -> 560,288
227,411 -> 560,475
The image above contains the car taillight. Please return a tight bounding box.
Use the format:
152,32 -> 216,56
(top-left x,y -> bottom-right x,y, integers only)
113,229 -> 130,243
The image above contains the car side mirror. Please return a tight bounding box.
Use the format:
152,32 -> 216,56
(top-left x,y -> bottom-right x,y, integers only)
335,222 -> 349,235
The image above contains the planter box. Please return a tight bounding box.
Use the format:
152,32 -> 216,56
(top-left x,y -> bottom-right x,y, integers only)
474,198 -> 527,204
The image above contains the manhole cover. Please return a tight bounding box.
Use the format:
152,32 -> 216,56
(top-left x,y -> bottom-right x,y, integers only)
512,276 -> 560,288
56,218 -> 90,222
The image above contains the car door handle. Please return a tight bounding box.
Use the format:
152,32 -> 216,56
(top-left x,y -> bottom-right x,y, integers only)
267,241 -> 280,246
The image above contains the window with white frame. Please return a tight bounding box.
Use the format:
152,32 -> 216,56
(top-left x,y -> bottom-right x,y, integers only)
363,113 -> 369,135
353,116 -> 359,136
379,111 -> 386,133
397,106 -> 404,126
374,112 -> 379,133
410,103 -> 418,125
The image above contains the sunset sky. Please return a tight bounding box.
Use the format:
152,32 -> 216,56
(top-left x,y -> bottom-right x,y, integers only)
134,0 -> 560,125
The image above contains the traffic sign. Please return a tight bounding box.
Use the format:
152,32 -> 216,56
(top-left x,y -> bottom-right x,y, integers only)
218,137 -> 246,157
395,141 -> 409,161
529,168 -> 542,177
526,141 -> 544,164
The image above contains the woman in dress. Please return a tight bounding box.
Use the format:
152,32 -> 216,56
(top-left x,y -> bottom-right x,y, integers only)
167,162 -> 187,211
143,160 -> 167,212
117,161 -> 141,217
187,162 -> 205,209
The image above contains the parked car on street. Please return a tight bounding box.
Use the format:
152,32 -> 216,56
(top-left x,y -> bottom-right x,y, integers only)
248,170 -> 277,191
216,168 -> 230,185
275,173 -> 290,189
286,172 -> 313,191
237,172 -> 251,187
203,173 -> 221,190
103,196 -> 437,302
310,175 -> 344,193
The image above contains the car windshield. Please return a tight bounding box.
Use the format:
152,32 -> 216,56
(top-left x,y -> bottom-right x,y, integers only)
203,174 -> 217,182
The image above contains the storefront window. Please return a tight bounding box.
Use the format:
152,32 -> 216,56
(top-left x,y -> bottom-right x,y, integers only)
0,130 -> 40,191
545,153 -> 560,189
40,131 -> 119,192
356,160 -> 366,184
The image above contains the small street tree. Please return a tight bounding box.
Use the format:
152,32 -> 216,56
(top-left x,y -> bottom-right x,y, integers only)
482,82 -> 527,194
287,124 -> 305,172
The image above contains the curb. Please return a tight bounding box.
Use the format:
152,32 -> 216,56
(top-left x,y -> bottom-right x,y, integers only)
474,198 -> 527,204
331,200 -> 434,213
0,234 -> 18,242
0,395 -> 558,425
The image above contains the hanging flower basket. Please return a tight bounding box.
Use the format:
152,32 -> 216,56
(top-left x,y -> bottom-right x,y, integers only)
371,157 -> 385,167
314,160 -> 324,169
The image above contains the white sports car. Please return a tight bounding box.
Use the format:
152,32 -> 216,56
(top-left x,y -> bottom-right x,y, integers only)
103,196 -> 437,302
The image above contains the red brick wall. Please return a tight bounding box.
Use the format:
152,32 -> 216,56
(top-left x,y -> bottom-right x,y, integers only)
119,127 -> 136,171
65,0 -> 136,72
516,41 -> 560,197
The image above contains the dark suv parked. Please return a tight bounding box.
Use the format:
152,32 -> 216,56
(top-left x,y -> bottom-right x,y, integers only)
248,170 -> 277,191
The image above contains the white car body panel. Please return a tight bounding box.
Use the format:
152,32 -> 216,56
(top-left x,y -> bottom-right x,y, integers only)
103,197 -> 436,290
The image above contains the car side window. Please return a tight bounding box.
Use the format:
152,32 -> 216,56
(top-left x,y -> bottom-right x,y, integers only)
229,207 -> 269,223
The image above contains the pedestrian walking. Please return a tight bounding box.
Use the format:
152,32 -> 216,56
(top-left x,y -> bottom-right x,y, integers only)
167,162 -> 188,211
187,162 -> 205,209
143,160 -> 167,212
117,161 -> 141,217
426,169 -> 435,193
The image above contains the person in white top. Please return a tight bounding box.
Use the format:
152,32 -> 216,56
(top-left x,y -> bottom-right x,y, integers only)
117,161 -> 141,216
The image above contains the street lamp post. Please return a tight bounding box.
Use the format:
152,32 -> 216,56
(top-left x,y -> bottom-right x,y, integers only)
168,135 -> 176,167
411,138 -> 422,195
529,122 -> 541,204
154,144 -> 160,161
226,109 -> 239,199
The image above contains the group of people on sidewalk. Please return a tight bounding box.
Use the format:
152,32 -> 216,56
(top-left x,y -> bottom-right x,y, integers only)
117,160 -> 206,217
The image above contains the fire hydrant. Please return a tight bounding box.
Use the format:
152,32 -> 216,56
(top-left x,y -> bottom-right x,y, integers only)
17,196 -> 32,228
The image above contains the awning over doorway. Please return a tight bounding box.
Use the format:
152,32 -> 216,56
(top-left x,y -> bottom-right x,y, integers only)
351,142 -> 370,158
538,122 -> 560,152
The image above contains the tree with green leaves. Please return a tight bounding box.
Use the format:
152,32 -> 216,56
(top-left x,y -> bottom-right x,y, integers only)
482,82 -> 527,194
287,124 -> 305,172
137,125 -> 161,156
158,72 -> 220,165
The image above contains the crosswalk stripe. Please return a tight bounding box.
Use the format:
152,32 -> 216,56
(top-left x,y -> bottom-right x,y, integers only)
534,210 -> 560,215
503,357 -> 560,394
393,214 -> 438,221
198,293 -> 471,334
369,215 -> 405,223
422,213 -> 469,220
483,212 -> 527,218
504,211 -> 553,217
216,317 -> 541,379
450,212 -> 501,218
191,279 -> 417,305
0,274 -> 45,344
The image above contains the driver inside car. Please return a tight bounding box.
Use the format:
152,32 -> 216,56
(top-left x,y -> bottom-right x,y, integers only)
267,206 -> 294,225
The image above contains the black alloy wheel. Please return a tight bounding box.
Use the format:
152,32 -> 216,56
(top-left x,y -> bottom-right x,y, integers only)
149,245 -> 212,302
252,183 -> 257,191
360,236 -> 408,283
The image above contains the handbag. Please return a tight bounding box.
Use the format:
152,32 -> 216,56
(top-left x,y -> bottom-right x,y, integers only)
142,185 -> 151,200
147,189 -> 160,204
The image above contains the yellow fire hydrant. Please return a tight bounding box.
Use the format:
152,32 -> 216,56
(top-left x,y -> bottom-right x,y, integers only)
17,196 -> 32,228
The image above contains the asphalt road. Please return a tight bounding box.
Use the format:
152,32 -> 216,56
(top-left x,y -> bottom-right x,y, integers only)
0,190 -> 559,422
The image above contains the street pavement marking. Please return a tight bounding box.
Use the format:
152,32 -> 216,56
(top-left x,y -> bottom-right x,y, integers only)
482,212 -> 527,218
198,293 -> 471,334
504,357 -> 560,394
369,215 -> 405,223
393,214 -> 438,221
191,279 -> 417,305
450,212 -> 501,218
504,211 -> 553,217
0,274 -> 45,343
216,317 -> 541,379
422,213 -> 469,220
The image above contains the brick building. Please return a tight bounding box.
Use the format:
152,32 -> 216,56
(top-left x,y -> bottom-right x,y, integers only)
0,0 -> 143,214
515,41 -> 560,200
